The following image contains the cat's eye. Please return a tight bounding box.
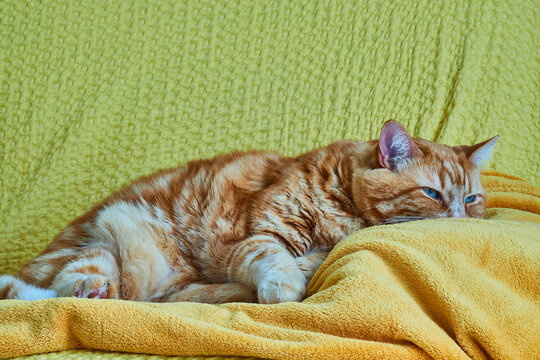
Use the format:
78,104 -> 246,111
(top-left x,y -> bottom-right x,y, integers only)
422,187 -> 441,201
465,195 -> 477,203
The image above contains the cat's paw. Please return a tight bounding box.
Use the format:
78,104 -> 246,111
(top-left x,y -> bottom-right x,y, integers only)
296,251 -> 329,282
257,272 -> 306,304
59,275 -> 117,299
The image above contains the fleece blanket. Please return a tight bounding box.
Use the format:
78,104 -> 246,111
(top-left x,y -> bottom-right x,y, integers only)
1,173 -> 539,359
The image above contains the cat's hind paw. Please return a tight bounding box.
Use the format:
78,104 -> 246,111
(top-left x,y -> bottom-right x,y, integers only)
59,275 -> 117,299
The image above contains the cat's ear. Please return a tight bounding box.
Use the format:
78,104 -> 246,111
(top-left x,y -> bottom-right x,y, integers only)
462,136 -> 499,167
378,120 -> 422,171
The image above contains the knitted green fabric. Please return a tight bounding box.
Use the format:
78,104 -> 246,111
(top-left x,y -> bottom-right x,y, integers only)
1,0 -> 537,359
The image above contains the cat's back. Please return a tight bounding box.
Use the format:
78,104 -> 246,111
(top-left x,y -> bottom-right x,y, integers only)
167,150 -> 290,225
125,150 -> 288,200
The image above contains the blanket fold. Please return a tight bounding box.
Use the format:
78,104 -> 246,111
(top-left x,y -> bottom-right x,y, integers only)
1,172 -> 538,360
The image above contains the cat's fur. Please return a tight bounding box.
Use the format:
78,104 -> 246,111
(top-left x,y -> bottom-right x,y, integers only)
0,120 -> 497,303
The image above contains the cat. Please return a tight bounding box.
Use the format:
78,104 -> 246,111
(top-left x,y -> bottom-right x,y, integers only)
0,120 -> 498,303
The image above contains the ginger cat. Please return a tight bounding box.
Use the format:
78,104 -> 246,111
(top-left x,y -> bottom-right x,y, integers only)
0,120 -> 497,303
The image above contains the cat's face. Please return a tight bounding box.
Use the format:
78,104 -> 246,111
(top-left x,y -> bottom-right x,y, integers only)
353,120 -> 498,226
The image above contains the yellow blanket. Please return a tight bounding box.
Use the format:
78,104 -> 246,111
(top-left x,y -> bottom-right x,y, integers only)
1,172 -> 538,359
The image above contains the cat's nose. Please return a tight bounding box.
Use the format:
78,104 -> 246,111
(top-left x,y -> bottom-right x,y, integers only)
451,210 -> 466,218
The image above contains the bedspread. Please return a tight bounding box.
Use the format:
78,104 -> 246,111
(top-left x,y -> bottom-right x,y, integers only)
1,0 -> 538,359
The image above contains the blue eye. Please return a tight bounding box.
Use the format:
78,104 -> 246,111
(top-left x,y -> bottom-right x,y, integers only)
423,187 -> 441,200
465,195 -> 477,203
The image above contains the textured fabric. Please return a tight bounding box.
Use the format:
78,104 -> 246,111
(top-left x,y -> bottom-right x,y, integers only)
1,173 -> 539,360
0,0 -> 538,359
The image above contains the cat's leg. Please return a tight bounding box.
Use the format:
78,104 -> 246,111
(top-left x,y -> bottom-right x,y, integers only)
160,283 -> 257,303
225,235 -> 306,304
295,250 -> 329,283
50,247 -> 120,299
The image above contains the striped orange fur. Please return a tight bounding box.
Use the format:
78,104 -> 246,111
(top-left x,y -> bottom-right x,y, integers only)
0,120 -> 498,303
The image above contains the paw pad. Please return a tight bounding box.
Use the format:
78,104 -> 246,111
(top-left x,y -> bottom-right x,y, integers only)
74,278 -> 116,299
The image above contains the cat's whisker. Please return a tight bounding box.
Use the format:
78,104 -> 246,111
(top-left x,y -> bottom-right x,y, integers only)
373,216 -> 430,226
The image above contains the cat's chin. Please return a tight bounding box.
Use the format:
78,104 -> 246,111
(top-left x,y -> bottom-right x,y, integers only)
378,212 -> 481,226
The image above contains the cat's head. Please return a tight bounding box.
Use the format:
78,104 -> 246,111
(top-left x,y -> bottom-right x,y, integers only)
353,120 -> 498,226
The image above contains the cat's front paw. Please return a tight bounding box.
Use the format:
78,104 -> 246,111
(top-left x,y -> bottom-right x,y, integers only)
257,273 -> 306,304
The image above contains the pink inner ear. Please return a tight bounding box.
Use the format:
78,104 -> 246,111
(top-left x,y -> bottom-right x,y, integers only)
378,129 -> 392,168
378,120 -> 421,170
